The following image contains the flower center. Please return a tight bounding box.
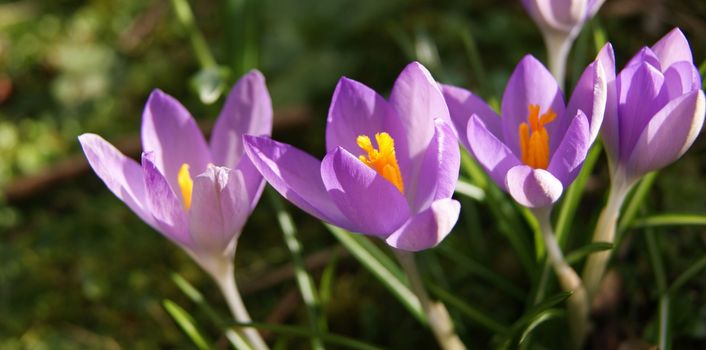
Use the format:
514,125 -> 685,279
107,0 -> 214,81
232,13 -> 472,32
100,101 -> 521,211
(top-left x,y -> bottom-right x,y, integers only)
518,104 -> 556,169
178,163 -> 193,210
357,132 -> 405,193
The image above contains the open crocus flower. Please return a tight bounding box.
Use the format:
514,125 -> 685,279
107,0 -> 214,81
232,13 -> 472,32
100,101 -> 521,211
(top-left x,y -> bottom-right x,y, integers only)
78,71 -> 272,277
443,53 -> 609,208
601,28 -> 705,184
244,62 -> 460,251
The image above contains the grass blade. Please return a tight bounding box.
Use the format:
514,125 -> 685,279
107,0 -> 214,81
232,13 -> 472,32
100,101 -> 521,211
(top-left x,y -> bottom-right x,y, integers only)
617,172 -> 658,233
565,242 -> 614,265
163,299 -> 212,350
518,309 -> 564,345
427,283 -> 510,335
630,214 -> 706,228
667,255 -> 706,295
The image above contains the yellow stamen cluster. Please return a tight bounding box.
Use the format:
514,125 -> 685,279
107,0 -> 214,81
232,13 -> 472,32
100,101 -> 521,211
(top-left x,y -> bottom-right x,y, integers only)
519,104 -> 556,169
178,163 -> 193,210
356,132 -> 405,193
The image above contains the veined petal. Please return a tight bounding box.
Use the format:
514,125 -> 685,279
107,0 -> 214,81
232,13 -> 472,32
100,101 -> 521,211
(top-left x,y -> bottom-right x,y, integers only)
467,114 -> 522,191
661,62 -> 702,100
598,43 -> 621,166
617,62 -> 667,161
189,165 -> 249,254
210,70 -> 272,168
325,77 -> 393,155
547,110 -> 590,186
409,119 -> 460,213
235,153 -> 266,212
501,55 -> 565,155
565,57 -> 608,144
651,28 -> 694,69
625,90 -> 705,178
389,61 -> 450,166
141,152 -> 191,247
78,134 -> 154,228
321,147 -> 411,237
506,165 -> 563,208
441,83 -> 500,151
242,135 -> 354,230
141,89 -> 212,190
385,198 -> 460,251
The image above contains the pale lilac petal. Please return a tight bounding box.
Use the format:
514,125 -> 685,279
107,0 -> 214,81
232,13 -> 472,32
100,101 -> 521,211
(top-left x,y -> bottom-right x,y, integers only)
441,84 -> 500,151
467,114 -> 522,191
141,152 -> 191,247
651,28 -> 694,69
547,111 -> 591,186
617,62 -> 667,161
325,77 -> 395,155
599,43 -> 621,164
141,90 -> 212,191
587,0 -> 605,17
565,58 -> 608,144
321,147 -> 411,237
78,134 -> 154,228
210,70 -> 272,168
243,136 -> 354,230
235,153 -> 266,212
409,119 -> 460,213
389,61 -> 450,165
189,166 -> 249,253
625,90 -> 705,178
624,47 -> 661,71
661,62 -> 701,100
385,198 -> 460,251
506,165 -> 563,208
501,55 -> 566,155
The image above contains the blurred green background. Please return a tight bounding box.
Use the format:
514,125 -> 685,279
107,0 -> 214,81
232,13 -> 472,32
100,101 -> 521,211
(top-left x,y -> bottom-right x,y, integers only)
1,0 -> 705,348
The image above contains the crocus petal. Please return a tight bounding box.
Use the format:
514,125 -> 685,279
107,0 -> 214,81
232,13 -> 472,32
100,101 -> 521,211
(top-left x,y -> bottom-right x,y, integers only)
624,47 -> 661,71
389,61 -> 451,165
617,62 -> 667,161
651,28 -> 694,69
409,119 -> 460,212
547,110 -> 590,186
467,114 -> 522,191
321,147 -> 411,237
506,165 -> 563,208
587,0 -> 605,17
625,89 -> 705,178
661,62 -> 701,100
501,55 -> 566,155
242,135 -> 354,230
385,198 -> 460,251
189,166 -> 249,253
210,70 -> 272,168
325,77 -> 395,155
235,154 -> 267,212
441,84 -> 501,151
599,43 -> 621,165
141,152 -> 191,247
141,89 -> 212,191
78,134 -> 154,227
565,58 -> 607,144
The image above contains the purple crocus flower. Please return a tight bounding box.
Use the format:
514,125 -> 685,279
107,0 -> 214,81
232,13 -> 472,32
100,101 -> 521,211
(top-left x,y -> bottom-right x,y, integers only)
521,0 -> 604,36
442,52 -> 609,208
78,71 -> 272,277
601,28 -> 705,184
243,62 -> 460,251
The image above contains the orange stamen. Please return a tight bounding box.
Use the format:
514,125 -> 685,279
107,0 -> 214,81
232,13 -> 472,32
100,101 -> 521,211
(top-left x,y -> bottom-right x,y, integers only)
357,132 -> 405,193
517,104 -> 556,169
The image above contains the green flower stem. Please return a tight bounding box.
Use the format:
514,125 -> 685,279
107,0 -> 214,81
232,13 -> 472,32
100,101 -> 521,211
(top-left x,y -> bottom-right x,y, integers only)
581,178 -> 632,300
171,0 -> 218,69
213,262 -> 270,350
531,207 -> 588,350
394,251 -> 467,350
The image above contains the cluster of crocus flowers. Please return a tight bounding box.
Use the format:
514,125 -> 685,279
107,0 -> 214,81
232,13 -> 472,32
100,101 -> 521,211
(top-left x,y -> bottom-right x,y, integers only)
244,62 -> 461,252
79,71 -> 272,350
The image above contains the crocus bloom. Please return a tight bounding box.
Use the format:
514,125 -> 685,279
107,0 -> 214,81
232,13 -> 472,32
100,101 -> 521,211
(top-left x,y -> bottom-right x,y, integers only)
78,71 -> 272,277
244,62 -> 460,251
521,0 -> 604,37
601,28 -> 705,184
442,53 -> 609,208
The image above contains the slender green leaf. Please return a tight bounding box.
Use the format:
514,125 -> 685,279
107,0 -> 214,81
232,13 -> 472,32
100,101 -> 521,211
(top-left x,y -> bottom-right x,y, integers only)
667,255 -> 706,295
170,0 -> 217,68
163,299 -> 211,350
618,172 -> 657,233
645,230 -> 667,293
518,309 -> 564,345
319,250 -> 340,308
631,214 -> 706,228
228,321 -> 385,350
515,291 -> 572,331
565,242 -> 614,265
268,189 -> 325,350
699,59 -> 706,90
326,224 -> 425,323
658,294 -> 671,350
555,143 -> 602,247
427,283 -> 510,334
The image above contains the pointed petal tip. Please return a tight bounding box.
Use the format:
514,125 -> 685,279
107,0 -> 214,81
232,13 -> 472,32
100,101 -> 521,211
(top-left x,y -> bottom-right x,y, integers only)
385,198 -> 460,251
